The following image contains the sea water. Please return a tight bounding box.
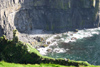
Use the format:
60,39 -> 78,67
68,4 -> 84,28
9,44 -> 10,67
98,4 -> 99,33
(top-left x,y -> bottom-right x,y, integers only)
45,28 -> 100,65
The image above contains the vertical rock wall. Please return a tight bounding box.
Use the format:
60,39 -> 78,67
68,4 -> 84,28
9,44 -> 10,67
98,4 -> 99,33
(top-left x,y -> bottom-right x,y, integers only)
14,0 -> 99,33
0,0 -> 23,39
0,0 -> 99,38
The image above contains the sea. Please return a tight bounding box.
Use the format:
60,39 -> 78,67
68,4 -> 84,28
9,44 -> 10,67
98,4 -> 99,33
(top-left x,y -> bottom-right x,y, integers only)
44,28 -> 100,65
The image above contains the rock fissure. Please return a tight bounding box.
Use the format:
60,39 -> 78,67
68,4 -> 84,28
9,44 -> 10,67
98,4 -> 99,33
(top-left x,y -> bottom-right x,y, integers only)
0,0 -> 100,43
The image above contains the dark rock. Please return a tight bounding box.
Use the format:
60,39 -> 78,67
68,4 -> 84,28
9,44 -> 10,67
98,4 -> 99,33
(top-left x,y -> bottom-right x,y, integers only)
0,0 -> 99,41
40,46 -> 45,48
34,36 -> 44,42
47,49 -> 52,52
74,29 -> 79,32
71,37 -> 77,40
39,44 -> 48,48
0,26 -> 4,37
47,41 -> 51,44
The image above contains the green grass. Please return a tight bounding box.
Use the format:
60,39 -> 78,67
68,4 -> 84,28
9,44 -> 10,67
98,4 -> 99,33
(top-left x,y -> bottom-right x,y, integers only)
0,35 -> 100,67
26,43 -> 42,56
0,61 -> 71,67
0,61 -> 100,67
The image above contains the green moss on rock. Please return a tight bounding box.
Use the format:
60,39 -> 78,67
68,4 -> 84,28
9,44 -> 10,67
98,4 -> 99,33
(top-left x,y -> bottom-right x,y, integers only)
0,35 -> 97,66
13,30 -> 19,43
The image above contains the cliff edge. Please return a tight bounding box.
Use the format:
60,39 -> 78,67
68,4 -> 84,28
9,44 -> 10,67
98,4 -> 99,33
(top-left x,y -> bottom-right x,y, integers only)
0,0 -> 99,40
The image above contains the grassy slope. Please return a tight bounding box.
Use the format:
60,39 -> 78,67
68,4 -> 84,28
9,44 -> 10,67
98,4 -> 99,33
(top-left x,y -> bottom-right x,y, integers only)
0,35 -> 100,67
0,61 -> 100,67
0,61 -> 68,67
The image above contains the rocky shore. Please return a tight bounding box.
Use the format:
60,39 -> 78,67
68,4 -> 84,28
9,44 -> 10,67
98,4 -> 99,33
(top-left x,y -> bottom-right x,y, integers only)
35,28 -> 100,55
13,27 -> 100,56
0,31 -> 92,67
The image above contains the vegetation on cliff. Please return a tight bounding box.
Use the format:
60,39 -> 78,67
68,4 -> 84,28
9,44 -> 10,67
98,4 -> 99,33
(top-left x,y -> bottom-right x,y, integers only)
0,30 -> 99,67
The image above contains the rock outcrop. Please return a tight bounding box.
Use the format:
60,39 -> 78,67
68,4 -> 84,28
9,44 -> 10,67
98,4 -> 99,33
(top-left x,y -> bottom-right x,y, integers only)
0,35 -> 91,66
0,0 -> 22,39
0,0 -> 99,39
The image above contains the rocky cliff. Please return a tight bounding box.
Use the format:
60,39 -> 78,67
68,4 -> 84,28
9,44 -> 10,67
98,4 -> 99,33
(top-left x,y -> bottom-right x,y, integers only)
0,0 -> 99,38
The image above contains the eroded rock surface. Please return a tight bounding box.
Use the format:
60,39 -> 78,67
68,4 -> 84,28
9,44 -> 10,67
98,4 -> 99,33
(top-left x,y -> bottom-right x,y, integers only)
0,0 -> 99,43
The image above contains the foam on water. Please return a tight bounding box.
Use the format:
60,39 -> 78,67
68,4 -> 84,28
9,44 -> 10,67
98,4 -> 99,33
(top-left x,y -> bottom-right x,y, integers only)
53,48 -> 66,53
37,27 -> 100,56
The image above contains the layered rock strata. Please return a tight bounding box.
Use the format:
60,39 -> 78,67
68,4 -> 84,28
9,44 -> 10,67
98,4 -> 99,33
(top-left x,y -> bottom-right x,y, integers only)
0,0 -> 99,39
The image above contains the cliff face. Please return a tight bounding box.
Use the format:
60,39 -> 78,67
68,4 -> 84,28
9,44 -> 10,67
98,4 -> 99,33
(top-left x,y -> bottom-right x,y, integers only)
0,0 -> 23,38
0,0 -> 99,38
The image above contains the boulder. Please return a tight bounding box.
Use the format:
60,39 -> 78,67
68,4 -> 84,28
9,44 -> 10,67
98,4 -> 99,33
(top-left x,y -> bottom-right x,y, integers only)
34,36 -> 45,42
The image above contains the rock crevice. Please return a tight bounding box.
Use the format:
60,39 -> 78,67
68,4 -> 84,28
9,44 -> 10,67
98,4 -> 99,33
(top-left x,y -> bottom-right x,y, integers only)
0,0 -> 100,39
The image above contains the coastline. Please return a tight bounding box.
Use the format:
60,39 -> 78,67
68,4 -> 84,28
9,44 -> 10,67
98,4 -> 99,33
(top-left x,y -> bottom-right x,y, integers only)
36,27 -> 100,55
0,29 -> 100,66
